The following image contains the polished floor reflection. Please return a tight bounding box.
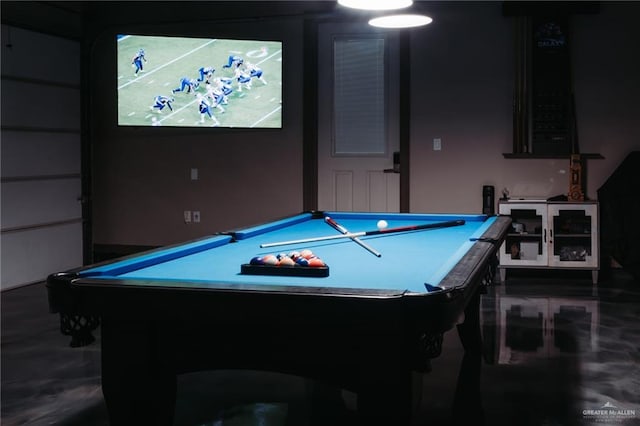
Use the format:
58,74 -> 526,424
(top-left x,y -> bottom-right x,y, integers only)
2,268 -> 639,426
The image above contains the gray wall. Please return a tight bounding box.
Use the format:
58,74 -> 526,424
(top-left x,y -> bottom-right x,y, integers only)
1,25 -> 83,289
90,2 -> 640,248
410,2 -> 640,213
89,16 -> 306,246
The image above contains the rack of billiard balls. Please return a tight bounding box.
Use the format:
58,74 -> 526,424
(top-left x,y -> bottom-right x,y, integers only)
241,249 -> 329,277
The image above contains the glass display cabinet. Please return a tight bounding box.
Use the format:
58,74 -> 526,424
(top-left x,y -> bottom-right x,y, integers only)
498,201 -> 599,284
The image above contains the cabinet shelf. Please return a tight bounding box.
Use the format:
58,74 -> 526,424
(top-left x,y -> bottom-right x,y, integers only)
507,233 -> 542,238
502,153 -> 604,159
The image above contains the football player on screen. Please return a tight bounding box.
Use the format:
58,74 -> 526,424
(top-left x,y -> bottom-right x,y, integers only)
132,48 -> 147,75
197,94 -> 220,125
234,67 -> 252,92
222,55 -> 244,69
214,77 -> 234,97
150,95 -> 174,112
172,77 -> 200,94
205,84 -> 226,113
245,62 -> 267,85
197,66 -> 216,83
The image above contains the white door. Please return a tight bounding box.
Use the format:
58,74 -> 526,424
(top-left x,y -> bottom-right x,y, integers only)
317,22 -> 400,212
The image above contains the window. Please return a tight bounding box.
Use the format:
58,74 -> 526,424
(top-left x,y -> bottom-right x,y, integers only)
333,37 -> 386,155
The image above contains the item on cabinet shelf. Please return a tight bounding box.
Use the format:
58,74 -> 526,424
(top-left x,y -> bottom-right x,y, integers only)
512,223 -> 525,233
501,187 -> 510,201
520,242 -> 539,260
547,194 -> 568,202
568,154 -> 585,201
559,246 -> 587,262
483,185 -> 495,215
557,219 -> 590,234
510,242 -> 520,259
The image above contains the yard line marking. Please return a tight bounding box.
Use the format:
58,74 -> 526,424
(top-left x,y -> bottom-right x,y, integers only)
255,49 -> 282,67
251,105 -> 282,128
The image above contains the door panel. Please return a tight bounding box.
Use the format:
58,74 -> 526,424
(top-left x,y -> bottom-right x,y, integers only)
317,22 -> 400,212
334,171 -> 354,211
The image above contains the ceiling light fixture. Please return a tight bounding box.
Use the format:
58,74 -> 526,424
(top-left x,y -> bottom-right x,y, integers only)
337,0 -> 413,11
368,14 -> 433,29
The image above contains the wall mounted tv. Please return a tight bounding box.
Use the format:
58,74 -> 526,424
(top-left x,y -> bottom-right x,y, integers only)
117,34 -> 282,128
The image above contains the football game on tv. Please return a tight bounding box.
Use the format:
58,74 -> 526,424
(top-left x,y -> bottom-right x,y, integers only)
117,34 -> 282,128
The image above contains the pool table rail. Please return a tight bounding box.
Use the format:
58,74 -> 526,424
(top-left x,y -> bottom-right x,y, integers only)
46,214 -> 511,350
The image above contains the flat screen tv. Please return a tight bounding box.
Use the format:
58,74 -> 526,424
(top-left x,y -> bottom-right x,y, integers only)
117,34 -> 282,128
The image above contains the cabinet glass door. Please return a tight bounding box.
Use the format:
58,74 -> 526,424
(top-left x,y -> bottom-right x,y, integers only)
548,204 -> 598,268
499,203 -> 548,266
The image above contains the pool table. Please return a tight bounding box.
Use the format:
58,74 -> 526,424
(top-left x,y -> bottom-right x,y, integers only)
47,211 -> 510,425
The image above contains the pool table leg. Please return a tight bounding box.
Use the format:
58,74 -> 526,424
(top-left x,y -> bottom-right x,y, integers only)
308,381 -> 352,425
456,289 -> 483,354
100,318 -> 177,426
452,289 -> 485,424
356,368 -> 413,426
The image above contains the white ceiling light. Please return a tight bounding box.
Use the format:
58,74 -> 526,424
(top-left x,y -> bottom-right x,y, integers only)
368,14 -> 433,28
338,0 -> 413,11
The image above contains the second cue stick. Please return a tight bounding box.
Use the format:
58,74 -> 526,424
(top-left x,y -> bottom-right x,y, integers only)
260,219 -> 466,248
325,216 -> 382,257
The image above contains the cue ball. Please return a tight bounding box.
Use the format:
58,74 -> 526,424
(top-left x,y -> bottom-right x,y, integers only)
377,220 -> 388,230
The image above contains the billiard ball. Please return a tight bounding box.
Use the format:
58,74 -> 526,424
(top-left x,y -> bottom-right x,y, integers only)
377,220 -> 388,230
288,251 -> 301,261
250,256 -> 264,265
308,258 -> 325,267
300,249 -> 314,259
262,254 -> 278,265
278,256 -> 295,266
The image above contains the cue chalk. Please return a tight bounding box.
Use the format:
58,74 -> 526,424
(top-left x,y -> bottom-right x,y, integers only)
325,216 -> 382,258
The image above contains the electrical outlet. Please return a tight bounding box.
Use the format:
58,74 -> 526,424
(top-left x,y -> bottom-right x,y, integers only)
433,138 -> 442,151
184,210 -> 192,223
190,168 -> 198,181
192,211 -> 201,223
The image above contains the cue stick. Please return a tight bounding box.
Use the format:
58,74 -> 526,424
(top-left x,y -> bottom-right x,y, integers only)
325,216 -> 382,257
260,219 -> 466,248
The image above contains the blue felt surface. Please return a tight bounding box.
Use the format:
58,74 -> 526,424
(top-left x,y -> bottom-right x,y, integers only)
83,213 -> 496,294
